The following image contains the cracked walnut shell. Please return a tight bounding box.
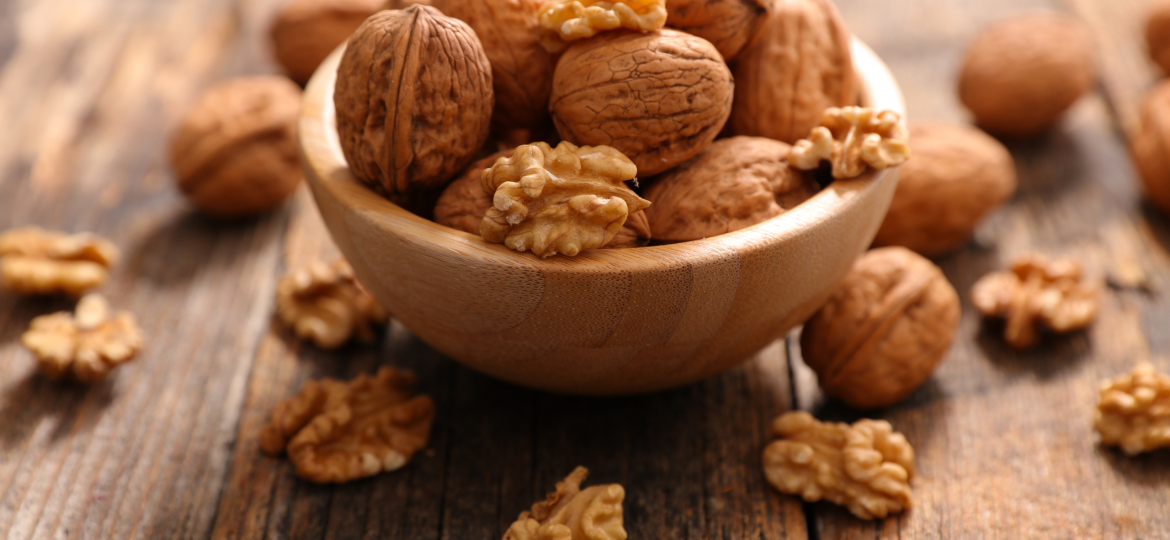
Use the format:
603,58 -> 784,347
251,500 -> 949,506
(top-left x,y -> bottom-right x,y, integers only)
1131,80 -> 1170,215
259,366 -> 435,484
550,28 -> 734,176
22,294 -> 143,383
539,0 -> 667,52
790,107 -> 910,179
800,247 -> 959,409
0,227 -> 119,296
335,6 -> 493,197
503,467 -> 627,540
276,259 -> 388,349
1095,363 -> 1170,455
665,0 -> 769,62
269,0 -> 384,85
480,142 -> 650,257
971,254 -> 1099,349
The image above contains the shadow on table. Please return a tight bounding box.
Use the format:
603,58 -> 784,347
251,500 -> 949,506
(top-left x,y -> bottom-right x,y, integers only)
974,318 -> 1092,380
1096,445 -> 1170,487
0,369 -> 114,450
128,208 -> 281,288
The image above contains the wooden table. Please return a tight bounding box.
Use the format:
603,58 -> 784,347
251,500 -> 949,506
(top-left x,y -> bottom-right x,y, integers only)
1,0 -> 1168,538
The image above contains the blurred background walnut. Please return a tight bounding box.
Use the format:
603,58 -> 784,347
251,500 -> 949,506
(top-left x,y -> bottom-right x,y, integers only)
503,466 -> 627,540
872,123 -> 1017,256
21,294 -> 143,384
538,0 -> 667,52
259,367 -> 435,484
550,29 -> 733,176
1130,80 -> 1170,214
269,0 -> 384,85
1095,362 -> 1170,455
276,259 -> 388,349
789,107 -> 910,178
957,14 -> 1096,138
0,227 -> 119,296
970,254 -> 1099,349
1147,0 -> 1170,75
169,76 -> 303,218
762,411 -> 914,520
800,247 -> 958,409
665,0 -> 769,62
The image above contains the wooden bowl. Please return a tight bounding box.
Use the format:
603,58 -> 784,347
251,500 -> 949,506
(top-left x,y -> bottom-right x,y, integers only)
299,39 -> 905,395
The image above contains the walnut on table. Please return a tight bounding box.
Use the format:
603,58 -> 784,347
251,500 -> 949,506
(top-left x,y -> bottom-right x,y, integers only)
789,107 -> 911,179
259,366 -> 435,484
1095,362 -> 1170,455
970,254 -> 1099,349
763,411 -> 914,520
538,0 -> 667,52
0,227 -> 119,296
503,466 -> 627,540
276,259 -> 388,349
21,294 -> 143,383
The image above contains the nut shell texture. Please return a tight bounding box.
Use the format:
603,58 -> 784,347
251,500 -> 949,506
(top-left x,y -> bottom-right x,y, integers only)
550,29 -> 734,176
665,0 -> 769,62
1147,1 -> 1170,75
270,0 -> 384,85
1132,80 -> 1170,214
335,6 -> 494,196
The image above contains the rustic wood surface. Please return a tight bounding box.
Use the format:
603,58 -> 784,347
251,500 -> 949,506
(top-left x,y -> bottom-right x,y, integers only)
0,0 -> 1167,539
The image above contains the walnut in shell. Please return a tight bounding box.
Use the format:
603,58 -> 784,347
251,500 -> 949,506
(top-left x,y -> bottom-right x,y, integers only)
800,247 -> 959,409
335,6 -> 493,197
789,107 -> 910,179
0,227 -> 119,296
665,0 -> 769,62
480,142 -> 650,257
550,29 -> 734,176
763,411 -> 914,520
21,294 -> 143,383
1147,1 -> 1170,75
276,259 -> 388,349
169,76 -> 303,218
728,0 -> 854,144
1131,80 -> 1170,214
1095,362 -> 1170,455
269,0 -> 384,85
970,254 -> 1099,349
503,467 -> 628,540
957,15 -> 1096,138
259,366 -> 435,484
538,0 -> 667,52
643,136 -> 819,242
872,123 -> 1017,257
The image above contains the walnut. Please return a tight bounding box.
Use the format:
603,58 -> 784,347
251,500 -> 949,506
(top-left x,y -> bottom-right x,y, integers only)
664,0 -> 769,62
480,142 -> 650,258
789,107 -> 910,179
643,136 -> 819,242
763,411 -> 914,520
259,366 -> 435,484
549,29 -> 734,176
872,123 -> 1017,257
538,0 -> 667,52
1147,1 -> 1170,75
799,247 -> 959,409
503,467 -> 627,540
21,294 -> 143,383
335,6 -> 493,197
1095,362 -> 1170,455
276,259 -> 388,349
0,227 -> 119,296
1131,80 -> 1170,214
605,209 -> 651,248
269,0 -> 384,85
728,0 -> 854,144
957,15 -> 1096,138
970,254 -> 1100,349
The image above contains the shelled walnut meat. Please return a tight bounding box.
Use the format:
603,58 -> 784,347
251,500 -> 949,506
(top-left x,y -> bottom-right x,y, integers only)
1130,80 -> 1170,214
550,28 -> 734,176
276,259 -> 389,349
872,123 -> 1017,256
335,6 -> 493,198
729,0 -> 854,144
1147,0 -> 1170,75
22,294 -> 143,384
643,136 -> 819,242
0,227 -> 119,296
1095,362 -> 1170,455
665,0 -> 769,62
790,107 -> 910,179
260,366 -> 435,484
763,411 -> 914,520
538,0 -> 668,52
269,0 -> 384,85
169,76 -> 303,218
503,466 -> 627,540
970,254 -> 1099,349
800,247 -> 959,409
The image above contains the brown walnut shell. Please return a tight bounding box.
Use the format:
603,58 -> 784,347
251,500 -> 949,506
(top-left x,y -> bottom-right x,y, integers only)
728,0 -> 854,145
335,6 -> 494,197
549,28 -> 734,176
872,123 -> 1017,256
800,247 -> 959,409
1148,1 -> 1170,75
665,0 -> 770,62
1132,80 -> 1170,214
270,0 -> 384,85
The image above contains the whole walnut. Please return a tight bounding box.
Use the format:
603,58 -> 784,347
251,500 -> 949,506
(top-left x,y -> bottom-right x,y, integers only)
957,15 -> 1096,138
335,6 -> 493,197
550,29 -> 734,176
872,123 -> 1017,256
1147,0 -> 1170,75
1131,80 -> 1170,214
169,76 -> 303,218
728,0 -> 854,145
269,0 -> 384,85
665,0 -> 769,62
800,247 -> 959,409
643,136 -> 819,242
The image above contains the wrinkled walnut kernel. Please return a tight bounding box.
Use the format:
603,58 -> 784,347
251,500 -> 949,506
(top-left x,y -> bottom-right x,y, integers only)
480,142 -> 650,258
763,411 -> 914,520
0,227 -> 119,296
259,366 -> 435,484
276,259 -> 389,349
503,467 -> 628,540
1095,362 -> 1170,455
21,294 -> 143,383
970,254 -> 1099,349
539,0 -> 667,52
790,107 -> 910,179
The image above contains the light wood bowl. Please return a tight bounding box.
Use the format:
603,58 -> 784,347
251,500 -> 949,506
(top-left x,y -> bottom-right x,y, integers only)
299,39 -> 905,395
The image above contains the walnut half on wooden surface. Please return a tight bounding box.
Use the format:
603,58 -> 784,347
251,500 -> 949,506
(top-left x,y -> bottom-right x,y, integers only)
763,411 -> 914,520
0,227 -> 119,296
21,294 -> 143,384
276,259 -> 389,349
1095,362 -> 1170,455
789,107 -> 910,179
970,254 -> 1099,349
503,466 -> 628,540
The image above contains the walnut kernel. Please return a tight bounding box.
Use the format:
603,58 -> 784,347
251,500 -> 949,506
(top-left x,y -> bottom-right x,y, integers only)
538,0 -> 667,52
503,467 -> 628,540
970,254 -> 1099,349
789,107 -> 910,179
1095,362 -> 1170,455
21,294 -> 143,383
269,0 -> 384,85
0,227 -> 119,296
276,259 -> 388,349
665,0 -> 769,62
1130,80 -> 1170,214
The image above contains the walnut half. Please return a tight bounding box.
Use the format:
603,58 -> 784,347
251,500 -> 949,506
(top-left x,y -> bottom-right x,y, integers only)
789,107 -> 911,179
1095,362 -> 1170,455
21,294 -> 143,383
0,227 -> 119,296
503,467 -> 628,540
275,259 -> 389,349
970,254 -> 1099,349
